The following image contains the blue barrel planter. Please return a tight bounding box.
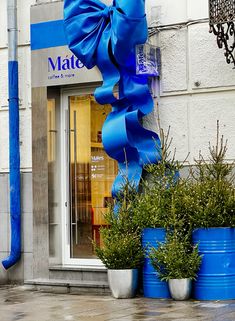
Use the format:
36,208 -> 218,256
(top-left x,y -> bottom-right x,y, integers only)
192,227 -> 235,300
142,228 -> 171,298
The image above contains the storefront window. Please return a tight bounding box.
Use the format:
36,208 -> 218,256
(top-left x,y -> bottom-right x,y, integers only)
69,95 -> 117,258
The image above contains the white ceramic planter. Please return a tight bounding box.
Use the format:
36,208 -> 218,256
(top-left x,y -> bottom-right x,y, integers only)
108,269 -> 138,299
168,278 -> 192,300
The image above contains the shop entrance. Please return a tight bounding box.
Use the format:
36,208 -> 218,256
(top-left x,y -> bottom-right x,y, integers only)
61,89 -> 117,265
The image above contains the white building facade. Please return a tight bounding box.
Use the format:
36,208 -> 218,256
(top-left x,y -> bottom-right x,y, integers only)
0,0 -> 234,290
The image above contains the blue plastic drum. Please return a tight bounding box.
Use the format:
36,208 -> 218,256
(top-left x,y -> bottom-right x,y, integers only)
142,228 -> 170,298
192,227 -> 235,300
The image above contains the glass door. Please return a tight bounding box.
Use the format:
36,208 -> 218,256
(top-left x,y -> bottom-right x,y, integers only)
62,90 -> 117,265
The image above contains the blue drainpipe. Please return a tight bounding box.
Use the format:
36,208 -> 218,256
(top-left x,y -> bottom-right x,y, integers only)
2,0 -> 21,270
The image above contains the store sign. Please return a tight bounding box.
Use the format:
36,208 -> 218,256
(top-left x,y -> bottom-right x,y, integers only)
48,55 -> 84,72
31,2 -> 102,87
31,46 -> 102,87
47,54 -> 85,81
136,43 -> 160,76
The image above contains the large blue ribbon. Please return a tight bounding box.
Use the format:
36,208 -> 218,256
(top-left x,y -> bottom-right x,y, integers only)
64,0 -> 161,196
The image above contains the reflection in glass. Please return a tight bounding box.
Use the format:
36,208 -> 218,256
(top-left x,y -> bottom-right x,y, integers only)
69,95 -> 117,258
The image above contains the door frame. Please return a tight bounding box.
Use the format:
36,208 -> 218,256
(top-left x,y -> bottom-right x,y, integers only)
60,86 -> 105,267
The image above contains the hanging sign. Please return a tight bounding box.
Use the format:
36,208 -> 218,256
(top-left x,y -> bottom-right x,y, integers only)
136,43 -> 160,77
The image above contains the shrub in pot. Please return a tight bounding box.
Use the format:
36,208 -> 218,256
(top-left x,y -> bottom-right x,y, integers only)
149,233 -> 202,300
136,176 -> 194,298
132,127 -> 184,231
131,128 -> 190,298
132,165 -> 177,298
94,185 -> 144,299
185,129 -> 235,300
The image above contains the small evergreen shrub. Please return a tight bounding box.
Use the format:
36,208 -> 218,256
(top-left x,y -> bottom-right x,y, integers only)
93,183 -> 144,269
149,234 -> 202,281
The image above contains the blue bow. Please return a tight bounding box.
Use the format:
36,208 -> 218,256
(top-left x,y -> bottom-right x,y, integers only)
64,0 -> 161,196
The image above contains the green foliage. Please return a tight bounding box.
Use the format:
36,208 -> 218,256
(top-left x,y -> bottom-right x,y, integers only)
133,127 -> 188,230
149,234 -> 202,281
94,124 -> 235,275
186,128 -> 235,228
104,181 -> 140,232
94,230 -> 143,269
145,124 -> 235,280
131,185 -> 171,229
133,162 -> 192,233
185,179 -> 235,228
144,126 -> 183,192
93,183 -> 144,269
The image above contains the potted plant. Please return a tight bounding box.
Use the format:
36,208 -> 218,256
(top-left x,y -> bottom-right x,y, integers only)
94,184 -> 144,299
185,124 -> 235,300
135,171 -> 181,299
131,163 -> 178,299
149,233 -> 202,300
131,127 -> 187,299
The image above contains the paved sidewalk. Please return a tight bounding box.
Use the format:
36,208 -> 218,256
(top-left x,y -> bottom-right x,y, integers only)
0,286 -> 235,321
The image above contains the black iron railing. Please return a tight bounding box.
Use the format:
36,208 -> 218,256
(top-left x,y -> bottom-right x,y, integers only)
209,0 -> 235,67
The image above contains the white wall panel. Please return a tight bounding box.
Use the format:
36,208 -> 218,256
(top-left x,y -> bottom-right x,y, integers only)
0,0 -> 7,48
0,50 -> 8,108
0,0 -> 37,47
0,108 -> 32,171
189,92 -> 235,161
158,97 -> 189,162
146,0 -> 187,26
0,111 -> 9,171
160,29 -> 188,92
189,23 -> 235,90
187,0 -> 209,20
19,109 -> 32,170
18,47 -> 31,109
0,46 -> 32,170
18,0 -> 37,45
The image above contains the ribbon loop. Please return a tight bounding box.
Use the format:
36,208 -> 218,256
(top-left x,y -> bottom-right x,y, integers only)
102,6 -> 111,19
64,0 -> 161,194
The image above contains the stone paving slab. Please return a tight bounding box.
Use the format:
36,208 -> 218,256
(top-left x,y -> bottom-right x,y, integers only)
0,286 -> 235,321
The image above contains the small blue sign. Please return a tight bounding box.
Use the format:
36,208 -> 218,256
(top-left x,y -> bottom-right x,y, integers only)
136,44 -> 160,77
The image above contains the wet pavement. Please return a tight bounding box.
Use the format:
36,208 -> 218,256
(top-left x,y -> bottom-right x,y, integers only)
0,286 -> 235,321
